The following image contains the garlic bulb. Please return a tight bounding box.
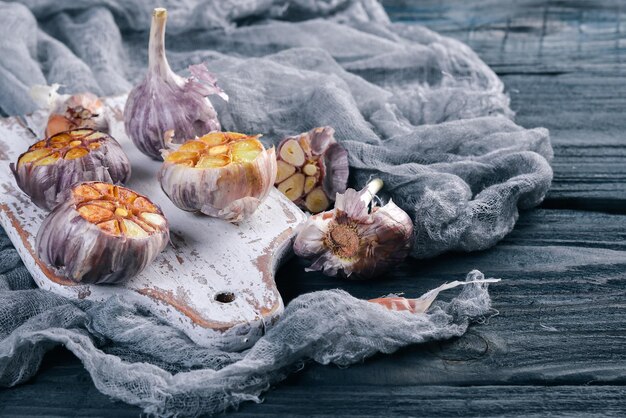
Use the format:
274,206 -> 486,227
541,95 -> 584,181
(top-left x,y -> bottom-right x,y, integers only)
293,179 -> 413,279
11,129 -> 131,211
36,182 -> 169,284
124,8 -> 228,160
30,84 -> 108,137
275,126 -> 349,213
159,132 -> 277,222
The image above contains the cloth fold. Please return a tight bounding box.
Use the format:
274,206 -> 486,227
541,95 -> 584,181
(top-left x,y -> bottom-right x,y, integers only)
0,0 -> 548,415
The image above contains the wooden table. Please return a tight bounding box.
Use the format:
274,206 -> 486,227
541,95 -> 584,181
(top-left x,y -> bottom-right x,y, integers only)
2,0 -> 626,416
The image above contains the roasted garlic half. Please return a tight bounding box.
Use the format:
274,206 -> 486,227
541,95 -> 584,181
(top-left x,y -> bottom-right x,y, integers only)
36,182 -> 169,284
159,132 -> 276,223
11,129 -> 131,210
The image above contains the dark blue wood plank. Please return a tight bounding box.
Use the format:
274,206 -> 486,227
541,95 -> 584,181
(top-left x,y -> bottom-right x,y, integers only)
385,0 -> 626,206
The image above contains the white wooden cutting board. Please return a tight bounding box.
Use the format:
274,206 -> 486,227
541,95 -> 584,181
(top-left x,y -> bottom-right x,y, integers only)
0,96 -> 307,350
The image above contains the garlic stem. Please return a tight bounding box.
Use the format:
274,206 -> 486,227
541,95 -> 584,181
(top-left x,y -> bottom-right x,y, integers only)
360,178 -> 384,206
149,8 -> 170,77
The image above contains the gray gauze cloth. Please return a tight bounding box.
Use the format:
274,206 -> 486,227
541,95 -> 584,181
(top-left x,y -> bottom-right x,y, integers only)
0,0 -> 549,416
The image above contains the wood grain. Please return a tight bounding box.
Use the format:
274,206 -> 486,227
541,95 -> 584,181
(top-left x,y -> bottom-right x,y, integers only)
386,0 -> 626,205
4,346 -> 626,418
4,350 -> 626,418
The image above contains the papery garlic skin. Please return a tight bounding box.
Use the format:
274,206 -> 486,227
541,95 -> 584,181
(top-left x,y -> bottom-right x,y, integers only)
30,84 -> 108,137
294,182 -> 413,279
36,182 -> 169,284
369,275 -> 501,314
275,126 -> 349,213
10,129 -> 131,211
159,132 -> 277,222
124,8 -> 228,160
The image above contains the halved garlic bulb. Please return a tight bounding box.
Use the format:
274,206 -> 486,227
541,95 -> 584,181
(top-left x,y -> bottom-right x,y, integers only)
124,8 -> 228,160
30,84 -> 108,137
11,129 -> 131,210
293,179 -> 413,279
159,132 -> 277,222
275,126 -> 349,213
36,182 -> 169,284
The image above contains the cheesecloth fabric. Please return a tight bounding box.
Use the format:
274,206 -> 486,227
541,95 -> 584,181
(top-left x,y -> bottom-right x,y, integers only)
0,0 -> 549,415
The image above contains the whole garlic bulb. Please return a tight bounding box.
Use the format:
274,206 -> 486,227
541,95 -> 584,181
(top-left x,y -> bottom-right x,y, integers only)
11,129 -> 131,211
124,8 -> 228,160
36,182 -> 169,284
159,132 -> 277,222
294,179 -> 413,279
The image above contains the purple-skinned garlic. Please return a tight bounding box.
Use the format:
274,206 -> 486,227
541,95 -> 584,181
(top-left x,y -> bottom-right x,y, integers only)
275,126 -> 349,213
159,132 -> 276,223
124,7 -> 228,160
30,84 -> 109,137
36,182 -> 169,284
11,129 -> 131,211
293,179 -> 413,279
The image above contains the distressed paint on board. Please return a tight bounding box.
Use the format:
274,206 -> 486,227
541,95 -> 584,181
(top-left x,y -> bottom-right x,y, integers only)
0,96 -> 308,350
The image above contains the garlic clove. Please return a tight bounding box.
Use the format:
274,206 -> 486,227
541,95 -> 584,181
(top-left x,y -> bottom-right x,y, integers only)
303,175 -> 316,194
304,187 -> 330,213
36,182 -> 169,284
292,214 -> 333,258
159,132 -> 277,222
279,139 -> 306,166
275,126 -> 349,213
10,129 -> 131,211
124,8 -> 227,160
293,179 -> 413,279
277,173 -> 305,202
276,160 -> 296,183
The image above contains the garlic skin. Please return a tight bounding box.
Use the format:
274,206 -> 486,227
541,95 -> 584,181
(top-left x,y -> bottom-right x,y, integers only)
10,129 -> 131,211
159,132 -> 277,223
36,182 -> 169,284
369,275 -> 501,314
275,126 -> 349,213
293,179 -> 413,279
124,8 -> 228,160
30,84 -> 108,137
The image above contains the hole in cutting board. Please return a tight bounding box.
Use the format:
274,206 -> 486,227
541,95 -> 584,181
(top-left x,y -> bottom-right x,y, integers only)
215,292 -> 236,303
